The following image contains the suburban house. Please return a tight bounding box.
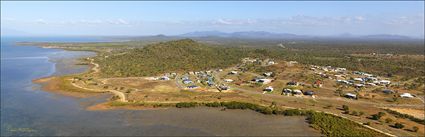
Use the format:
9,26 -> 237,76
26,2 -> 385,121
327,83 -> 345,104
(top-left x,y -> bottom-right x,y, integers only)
256,78 -> 273,84
382,89 -> 395,94
242,57 -> 257,63
366,83 -> 377,86
344,93 -> 357,99
335,67 -> 346,72
337,80 -> 350,85
229,71 -> 238,75
267,60 -> 275,65
400,93 -> 414,98
353,71 -> 365,75
187,85 -> 198,89
207,80 -> 214,86
183,79 -> 193,84
287,61 -> 298,66
159,76 -> 170,81
354,78 -> 364,82
303,90 -> 315,96
287,81 -> 299,86
218,85 -> 229,91
292,89 -> 303,95
224,79 -> 234,83
282,88 -> 292,95
181,76 -> 189,80
354,84 -> 365,88
365,77 -> 378,81
379,80 -> 391,85
263,72 -> 273,77
263,86 -> 273,92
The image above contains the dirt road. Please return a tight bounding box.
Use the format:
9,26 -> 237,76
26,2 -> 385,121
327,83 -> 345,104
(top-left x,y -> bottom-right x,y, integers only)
68,58 -> 127,102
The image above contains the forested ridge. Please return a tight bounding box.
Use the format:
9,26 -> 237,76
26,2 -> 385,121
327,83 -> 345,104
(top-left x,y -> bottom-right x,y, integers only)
95,39 -> 424,81
97,39 -> 268,77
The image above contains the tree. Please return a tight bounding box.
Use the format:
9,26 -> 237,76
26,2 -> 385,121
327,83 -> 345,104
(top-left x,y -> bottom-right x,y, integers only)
370,112 -> 385,121
385,118 -> 393,123
342,105 -> 349,111
342,105 -> 350,114
412,126 -> 419,132
351,111 -> 358,116
378,112 -> 386,117
393,123 -> 404,129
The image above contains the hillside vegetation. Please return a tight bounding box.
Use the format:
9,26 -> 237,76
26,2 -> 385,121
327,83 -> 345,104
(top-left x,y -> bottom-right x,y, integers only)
92,38 -> 423,81
96,39 -> 268,77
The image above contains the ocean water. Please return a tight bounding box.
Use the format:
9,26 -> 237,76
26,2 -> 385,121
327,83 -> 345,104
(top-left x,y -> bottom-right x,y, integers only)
0,37 -> 321,136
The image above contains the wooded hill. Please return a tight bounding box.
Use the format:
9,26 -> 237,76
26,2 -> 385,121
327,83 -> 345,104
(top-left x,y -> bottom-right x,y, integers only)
94,38 -> 424,85
96,39 -> 268,77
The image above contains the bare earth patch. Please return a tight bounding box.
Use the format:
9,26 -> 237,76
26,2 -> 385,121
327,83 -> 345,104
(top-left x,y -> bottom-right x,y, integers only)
33,76 -> 99,98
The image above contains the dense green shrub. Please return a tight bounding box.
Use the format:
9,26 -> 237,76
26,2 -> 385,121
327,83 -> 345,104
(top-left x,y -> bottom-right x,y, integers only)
307,112 -> 382,137
205,102 -> 221,107
393,123 -> 405,129
412,126 -> 419,132
175,102 -> 198,108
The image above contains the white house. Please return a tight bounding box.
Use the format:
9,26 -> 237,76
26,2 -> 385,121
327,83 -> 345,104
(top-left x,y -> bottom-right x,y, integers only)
292,89 -> 303,95
354,84 -> 365,88
282,88 -> 292,95
344,93 -> 357,99
379,80 -> 391,85
354,78 -> 364,82
159,76 -> 170,81
267,61 -> 275,65
336,67 -> 346,72
219,85 -> 229,91
224,79 -> 234,83
257,79 -> 273,84
183,79 -> 193,84
263,72 -> 273,77
264,86 -> 274,92
366,83 -> 377,86
229,71 -> 238,75
365,77 -> 378,81
364,73 -> 373,77
400,93 -> 414,98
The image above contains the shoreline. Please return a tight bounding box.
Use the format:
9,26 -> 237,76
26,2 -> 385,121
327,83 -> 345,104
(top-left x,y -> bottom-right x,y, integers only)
30,44 -> 395,137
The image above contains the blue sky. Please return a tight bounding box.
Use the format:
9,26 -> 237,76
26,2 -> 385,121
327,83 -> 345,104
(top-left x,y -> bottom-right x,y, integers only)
1,1 -> 424,37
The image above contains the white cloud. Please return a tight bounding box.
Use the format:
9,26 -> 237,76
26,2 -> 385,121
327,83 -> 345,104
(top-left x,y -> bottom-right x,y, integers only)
106,19 -> 130,25
212,18 -> 256,25
35,19 -> 48,24
354,16 -> 365,21
384,15 -> 424,25
278,15 -> 367,26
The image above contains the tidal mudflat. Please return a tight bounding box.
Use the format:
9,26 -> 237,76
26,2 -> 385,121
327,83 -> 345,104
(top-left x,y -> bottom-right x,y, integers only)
1,37 -> 321,136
